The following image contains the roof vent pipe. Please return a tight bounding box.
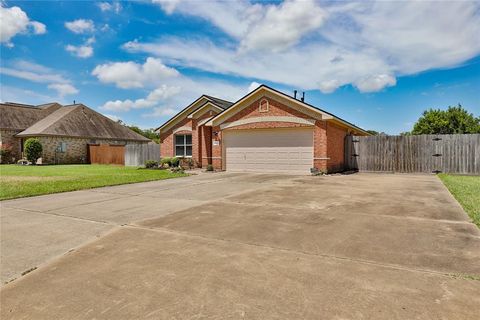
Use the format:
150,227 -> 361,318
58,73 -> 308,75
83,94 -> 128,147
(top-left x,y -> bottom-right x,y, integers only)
301,92 -> 305,102
294,90 -> 297,99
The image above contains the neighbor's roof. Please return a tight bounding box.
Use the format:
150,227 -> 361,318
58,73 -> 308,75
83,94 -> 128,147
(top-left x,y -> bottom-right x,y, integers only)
0,102 -> 62,130
16,104 -> 150,142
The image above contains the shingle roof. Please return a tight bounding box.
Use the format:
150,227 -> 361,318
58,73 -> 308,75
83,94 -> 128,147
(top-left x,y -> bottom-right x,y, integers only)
204,95 -> 234,109
0,103 -> 61,130
15,104 -> 150,142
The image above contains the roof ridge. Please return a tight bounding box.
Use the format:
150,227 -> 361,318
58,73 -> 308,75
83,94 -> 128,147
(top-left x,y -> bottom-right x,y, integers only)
19,106 -> 78,135
204,95 -> 233,104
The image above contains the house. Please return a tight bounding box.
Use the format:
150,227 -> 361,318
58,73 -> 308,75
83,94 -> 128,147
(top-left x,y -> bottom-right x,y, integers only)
157,84 -> 370,174
0,102 -> 150,164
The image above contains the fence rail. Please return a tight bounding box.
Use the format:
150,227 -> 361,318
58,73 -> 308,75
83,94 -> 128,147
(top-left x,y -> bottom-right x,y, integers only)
345,134 -> 480,174
125,143 -> 160,166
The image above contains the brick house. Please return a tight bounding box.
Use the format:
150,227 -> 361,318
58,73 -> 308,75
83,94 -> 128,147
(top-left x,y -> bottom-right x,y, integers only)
0,102 -> 150,164
157,85 -> 370,174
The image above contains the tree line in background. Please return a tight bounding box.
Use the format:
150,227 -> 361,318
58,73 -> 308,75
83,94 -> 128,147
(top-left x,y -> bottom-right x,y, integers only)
116,120 -> 160,143
368,104 -> 480,136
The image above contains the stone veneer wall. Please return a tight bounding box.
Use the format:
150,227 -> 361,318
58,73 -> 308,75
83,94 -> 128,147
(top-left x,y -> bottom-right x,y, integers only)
0,129 -> 22,163
37,136 -> 143,164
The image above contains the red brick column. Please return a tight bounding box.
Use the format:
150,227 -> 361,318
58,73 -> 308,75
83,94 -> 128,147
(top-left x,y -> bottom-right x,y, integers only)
313,120 -> 328,172
191,119 -> 200,166
211,126 -> 222,170
201,126 -> 212,167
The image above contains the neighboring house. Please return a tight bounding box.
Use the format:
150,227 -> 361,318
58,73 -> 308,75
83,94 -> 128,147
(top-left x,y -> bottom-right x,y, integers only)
157,84 -> 370,174
0,102 -> 150,164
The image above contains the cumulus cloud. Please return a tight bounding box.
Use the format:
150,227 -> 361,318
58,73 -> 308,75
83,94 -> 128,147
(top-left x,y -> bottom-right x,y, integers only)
240,0 -> 327,52
100,85 -> 181,112
145,0 -> 480,93
97,2 -> 122,13
0,4 -> 46,46
47,83 -> 79,97
65,37 -> 95,58
65,19 -> 95,34
92,57 -> 179,89
0,60 -> 78,97
354,74 -> 396,93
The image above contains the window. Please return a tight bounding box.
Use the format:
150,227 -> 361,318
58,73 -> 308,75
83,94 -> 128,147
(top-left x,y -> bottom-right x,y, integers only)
175,134 -> 192,157
259,98 -> 269,112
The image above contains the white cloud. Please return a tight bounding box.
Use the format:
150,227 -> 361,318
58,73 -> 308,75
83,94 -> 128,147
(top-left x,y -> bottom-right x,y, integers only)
100,85 -> 181,112
247,81 -> 261,93
92,57 -> 179,89
105,114 -> 122,122
240,0 -> 327,52
0,60 -> 78,98
97,2 -> 122,13
145,0 -> 480,93
29,21 -> 46,35
47,83 -> 79,97
142,107 -> 178,118
65,19 -> 95,34
153,0 -> 260,38
354,74 -> 396,93
65,37 -> 95,58
0,5 -> 46,46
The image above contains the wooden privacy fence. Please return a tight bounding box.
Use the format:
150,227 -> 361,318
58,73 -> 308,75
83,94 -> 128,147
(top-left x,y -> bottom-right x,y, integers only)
345,134 -> 480,174
88,144 -> 125,165
124,143 -> 160,166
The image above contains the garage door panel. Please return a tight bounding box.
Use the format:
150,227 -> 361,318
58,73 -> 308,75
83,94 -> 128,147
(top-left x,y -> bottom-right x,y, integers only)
224,128 -> 313,174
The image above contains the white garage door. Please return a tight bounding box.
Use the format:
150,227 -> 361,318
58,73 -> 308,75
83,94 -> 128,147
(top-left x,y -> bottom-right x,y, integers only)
224,128 -> 313,174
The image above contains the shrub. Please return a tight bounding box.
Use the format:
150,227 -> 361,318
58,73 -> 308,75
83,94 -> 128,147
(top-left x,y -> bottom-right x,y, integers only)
145,160 -> 158,169
24,138 -> 43,164
160,157 -> 171,167
170,157 -> 180,167
170,166 -> 184,174
206,164 -> 214,172
0,143 -> 13,164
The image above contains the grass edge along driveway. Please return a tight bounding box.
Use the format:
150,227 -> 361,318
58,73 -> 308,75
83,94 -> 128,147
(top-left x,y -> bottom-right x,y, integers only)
0,165 -> 187,201
438,173 -> 480,228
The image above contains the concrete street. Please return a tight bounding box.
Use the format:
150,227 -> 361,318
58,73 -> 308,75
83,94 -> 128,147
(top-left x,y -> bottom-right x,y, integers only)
1,172 -> 479,319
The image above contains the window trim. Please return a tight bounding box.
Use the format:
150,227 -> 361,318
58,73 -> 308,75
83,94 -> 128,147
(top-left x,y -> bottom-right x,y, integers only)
259,98 -> 269,112
174,134 -> 192,157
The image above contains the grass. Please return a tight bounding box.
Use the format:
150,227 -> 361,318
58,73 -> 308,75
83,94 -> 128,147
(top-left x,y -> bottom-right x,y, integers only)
438,174 -> 480,228
0,164 -> 187,200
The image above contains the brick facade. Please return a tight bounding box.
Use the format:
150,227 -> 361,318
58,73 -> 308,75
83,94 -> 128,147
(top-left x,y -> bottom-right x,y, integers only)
160,95 -> 355,173
0,129 -> 23,163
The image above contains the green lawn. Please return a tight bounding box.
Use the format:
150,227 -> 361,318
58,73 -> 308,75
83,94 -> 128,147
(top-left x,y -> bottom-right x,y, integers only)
0,165 -> 187,200
438,174 -> 480,228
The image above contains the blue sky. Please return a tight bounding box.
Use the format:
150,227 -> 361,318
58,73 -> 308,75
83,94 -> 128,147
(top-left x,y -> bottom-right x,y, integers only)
1,0 -> 479,134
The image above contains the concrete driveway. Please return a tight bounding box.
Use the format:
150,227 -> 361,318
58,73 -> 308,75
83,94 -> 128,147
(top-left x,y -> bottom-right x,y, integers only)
1,172 -> 479,319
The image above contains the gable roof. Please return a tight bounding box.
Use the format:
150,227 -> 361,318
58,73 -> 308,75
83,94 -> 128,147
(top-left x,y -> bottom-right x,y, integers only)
205,85 -> 370,135
16,104 -> 150,142
0,102 -> 62,130
155,95 -> 234,133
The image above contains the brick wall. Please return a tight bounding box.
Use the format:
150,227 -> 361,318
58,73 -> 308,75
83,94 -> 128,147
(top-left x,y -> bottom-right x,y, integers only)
0,129 -> 22,162
225,96 -> 312,123
160,117 -> 192,159
326,122 -> 348,172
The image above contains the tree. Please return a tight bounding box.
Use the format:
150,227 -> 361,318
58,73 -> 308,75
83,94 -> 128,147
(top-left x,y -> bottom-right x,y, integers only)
411,104 -> 480,135
366,130 -> 387,136
24,138 -> 43,164
126,125 -> 160,143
